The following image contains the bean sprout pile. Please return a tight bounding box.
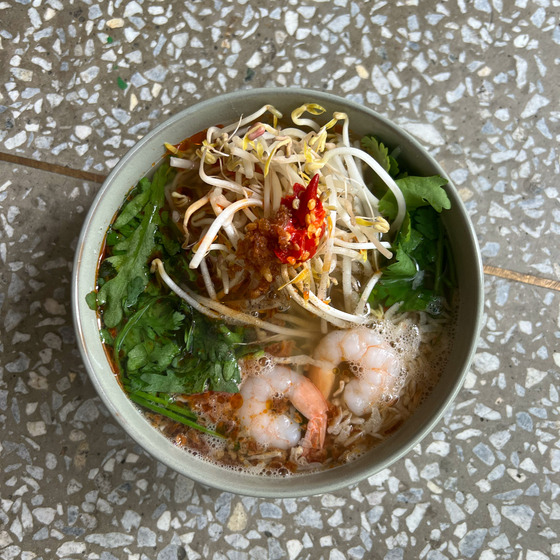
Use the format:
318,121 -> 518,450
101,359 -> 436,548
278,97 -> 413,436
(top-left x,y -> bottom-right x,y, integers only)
154,103 -> 408,337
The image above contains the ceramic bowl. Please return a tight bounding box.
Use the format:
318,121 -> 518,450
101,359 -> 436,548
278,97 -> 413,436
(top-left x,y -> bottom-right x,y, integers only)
72,88 -> 483,497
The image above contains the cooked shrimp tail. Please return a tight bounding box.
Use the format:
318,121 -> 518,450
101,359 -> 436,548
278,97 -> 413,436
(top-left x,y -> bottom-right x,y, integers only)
238,365 -> 328,450
310,327 -> 403,417
302,415 -> 327,449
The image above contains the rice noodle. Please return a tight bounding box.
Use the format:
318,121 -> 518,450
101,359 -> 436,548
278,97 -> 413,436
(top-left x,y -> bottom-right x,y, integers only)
354,271 -> 382,316
199,258 -> 217,300
190,198 -> 263,269
152,259 -> 314,338
280,265 -> 349,329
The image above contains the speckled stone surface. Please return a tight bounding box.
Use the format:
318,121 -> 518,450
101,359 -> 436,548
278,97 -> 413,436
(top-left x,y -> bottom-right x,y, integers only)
1,1 -> 560,559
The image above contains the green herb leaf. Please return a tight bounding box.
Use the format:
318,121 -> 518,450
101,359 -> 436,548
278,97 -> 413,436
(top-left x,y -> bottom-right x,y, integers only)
127,343 -> 149,371
370,278 -> 444,313
112,294 -> 246,395
105,229 -> 126,246
180,312 -> 243,392
383,215 -> 419,278
85,291 -> 97,310
369,176 -> 453,315
361,135 -> 391,172
97,163 -> 172,328
142,301 -> 185,339
113,183 -> 151,230
156,229 -> 181,257
388,154 -> 399,177
125,276 -> 146,309
361,135 -> 400,190
385,244 -> 418,278
99,328 -> 114,345
410,207 -> 439,269
144,341 -> 180,373
138,370 -> 192,393
413,205 -> 440,241
379,175 -> 450,221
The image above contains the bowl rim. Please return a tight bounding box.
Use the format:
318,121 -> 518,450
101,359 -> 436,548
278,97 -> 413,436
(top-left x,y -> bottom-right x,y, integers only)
72,87 -> 484,497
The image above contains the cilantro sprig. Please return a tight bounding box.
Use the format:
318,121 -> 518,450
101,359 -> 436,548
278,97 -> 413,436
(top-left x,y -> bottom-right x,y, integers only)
96,163 -> 172,328
90,159 -> 253,436
361,135 -> 454,314
115,296 -> 245,396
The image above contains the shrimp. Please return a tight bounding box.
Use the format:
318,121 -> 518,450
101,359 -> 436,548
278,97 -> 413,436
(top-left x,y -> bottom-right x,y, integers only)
309,327 -> 402,417
238,365 -> 328,450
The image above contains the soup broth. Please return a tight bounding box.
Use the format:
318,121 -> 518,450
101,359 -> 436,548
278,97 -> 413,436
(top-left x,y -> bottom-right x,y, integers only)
91,103 -> 457,475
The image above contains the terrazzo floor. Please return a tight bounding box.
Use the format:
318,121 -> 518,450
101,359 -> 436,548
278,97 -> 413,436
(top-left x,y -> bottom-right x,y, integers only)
1,1 -> 560,559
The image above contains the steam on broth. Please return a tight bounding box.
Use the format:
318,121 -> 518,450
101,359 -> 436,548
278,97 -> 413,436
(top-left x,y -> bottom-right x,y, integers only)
89,103 -> 457,475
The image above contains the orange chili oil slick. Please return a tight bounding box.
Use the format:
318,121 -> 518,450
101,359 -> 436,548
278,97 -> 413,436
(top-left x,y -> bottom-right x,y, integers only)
170,126 -> 219,153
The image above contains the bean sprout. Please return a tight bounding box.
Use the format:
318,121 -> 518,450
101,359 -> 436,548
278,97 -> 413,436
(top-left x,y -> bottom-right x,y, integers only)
164,103 -> 407,333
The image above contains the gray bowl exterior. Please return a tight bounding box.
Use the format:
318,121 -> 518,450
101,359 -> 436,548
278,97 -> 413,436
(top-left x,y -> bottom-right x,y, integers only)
72,88 -> 484,498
